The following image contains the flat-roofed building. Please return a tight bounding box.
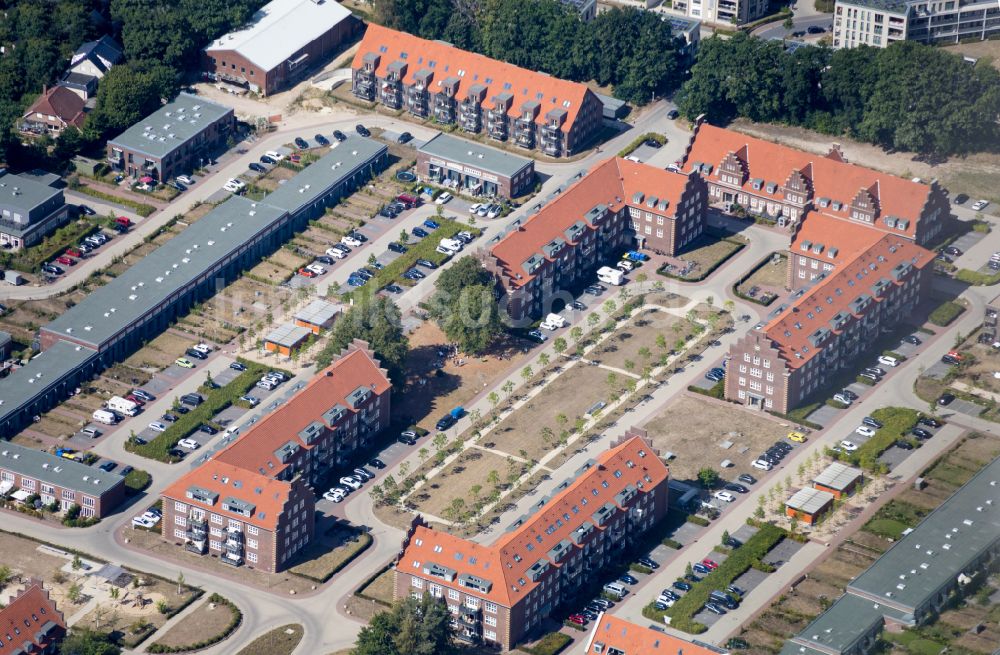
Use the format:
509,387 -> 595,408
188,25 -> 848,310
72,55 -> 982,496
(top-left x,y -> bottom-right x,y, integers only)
0,578 -> 66,654
106,93 -> 235,183
0,442 -> 125,518
293,299 -> 341,333
832,0 -> 1000,49
0,170 -> 73,251
782,454 -> 1000,655
394,435 -> 669,650
668,0 -> 769,26
263,323 -> 312,355
813,462 -> 863,499
352,25 -> 604,157
417,133 -> 535,199
161,342 -> 391,571
583,614 -> 727,654
786,487 -> 835,524
203,0 -> 358,96
483,156 -> 706,320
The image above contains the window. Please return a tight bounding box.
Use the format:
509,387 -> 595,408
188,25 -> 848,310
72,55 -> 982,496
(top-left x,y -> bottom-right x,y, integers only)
175,515 -> 187,527
247,552 -> 258,564
448,589 -> 460,600
485,615 -> 498,627
465,597 -> 480,609
412,578 -> 424,589
248,539 -> 258,550
247,525 -> 259,536
174,529 -> 186,539
62,490 -> 75,501
485,602 -> 498,614
485,630 -> 497,641
82,496 -> 95,507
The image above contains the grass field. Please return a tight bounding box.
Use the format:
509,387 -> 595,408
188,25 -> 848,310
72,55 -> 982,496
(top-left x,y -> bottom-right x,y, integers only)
588,308 -> 680,372
150,597 -> 238,649
236,624 -> 303,655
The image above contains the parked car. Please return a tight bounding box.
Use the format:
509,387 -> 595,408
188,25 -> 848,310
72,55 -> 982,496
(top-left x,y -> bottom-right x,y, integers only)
178,438 -> 200,449
355,124 -> 371,137
527,329 -> 547,343
692,563 -> 711,574
424,219 -> 440,229
416,258 -> 437,269
369,458 -> 386,469
340,476 -> 362,490
855,425 -> 877,438
971,199 -> 989,211
833,392 -> 853,405
738,473 -> 757,485
435,192 -> 453,205
398,131 -> 413,144
713,491 -> 735,503
911,427 -> 933,440
249,162 -> 266,173
725,483 -> 749,494
895,440 -> 915,450
702,559 -> 719,570
840,440 -> 859,452
567,614 -> 587,626
903,335 -> 922,345
752,459 -> 773,471
323,489 -> 346,502
637,556 -> 659,569
333,130 -> 347,142
673,580 -> 692,591
388,242 -> 407,254
435,414 -> 457,431
938,393 -> 956,406
398,431 -> 418,446
198,424 -> 218,435
619,573 -> 638,585
918,417 -> 942,428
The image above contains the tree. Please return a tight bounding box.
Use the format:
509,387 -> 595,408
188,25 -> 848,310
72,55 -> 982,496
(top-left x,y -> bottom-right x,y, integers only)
316,295 -> 408,383
488,391 -> 499,409
85,63 -> 179,139
72,554 -> 82,570
502,380 -> 514,398
553,337 -> 567,354
698,467 -> 719,488
685,562 -> 693,577
487,469 -> 501,488
570,326 -> 583,343
59,628 -> 122,655
587,313 -> 600,328
427,258 -> 502,354
521,366 -> 533,383
432,433 -> 448,453
721,529 -> 730,545
0,565 -> 11,590
109,586 -> 120,602
418,447 -> 429,463
656,334 -> 667,351
539,352 -> 550,367
68,583 -> 82,604
352,594 -> 455,655
399,229 -> 409,245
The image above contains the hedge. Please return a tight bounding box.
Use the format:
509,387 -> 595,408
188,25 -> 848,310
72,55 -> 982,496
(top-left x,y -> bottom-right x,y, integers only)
928,300 -> 965,327
125,359 -> 278,462
955,268 -> 1000,286
343,217 -> 480,300
519,632 -> 572,655
648,524 -> 786,633
354,563 -> 394,607
147,593 -> 242,653
617,132 -> 667,158
290,532 -> 372,583
688,379 -> 724,399
687,515 -> 710,527
125,468 -> 152,493
848,407 -> 920,470
662,538 -> 683,550
73,184 -> 157,216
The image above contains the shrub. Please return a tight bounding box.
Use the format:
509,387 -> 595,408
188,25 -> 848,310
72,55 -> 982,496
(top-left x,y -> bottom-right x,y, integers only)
688,379 -> 724,399
662,538 -> 683,549
73,184 -> 156,216
617,132 -> 667,157
519,632 -> 573,655
147,593 -> 242,653
687,515 -> 710,527
125,469 -> 152,493
657,524 -> 785,631
849,407 -> 920,470
630,563 -> 654,574
955,268 -> 1000,286
928,300 -> 964,327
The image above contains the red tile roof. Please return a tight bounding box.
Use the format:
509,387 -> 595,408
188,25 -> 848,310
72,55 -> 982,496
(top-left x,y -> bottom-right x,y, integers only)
23,86 -> 85,127
584,615 -> 721,655
763,234 -> 932,369
214,345 -> 390,475
0,579 -> 65,653
790,213 -> 885,268
353,24 -> 595,133
490,157 -> 693,288
685,124 -> 931,239
161,459 -> 293,531
399,436 -> 669,607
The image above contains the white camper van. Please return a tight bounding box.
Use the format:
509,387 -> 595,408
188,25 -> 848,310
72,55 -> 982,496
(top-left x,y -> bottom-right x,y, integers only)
107,396 -> 139,417
92,410 -> 118,425
597,266 -> 625,286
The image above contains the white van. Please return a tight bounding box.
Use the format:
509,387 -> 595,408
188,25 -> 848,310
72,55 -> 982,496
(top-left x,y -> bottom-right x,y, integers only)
877,355 -> 899,368
92,410 -> 118,425
82,426 -> 102,437
597,266 -> 625,286
540,313 -> 566,330
603,582 -> 627,599
439,238 -> 463,253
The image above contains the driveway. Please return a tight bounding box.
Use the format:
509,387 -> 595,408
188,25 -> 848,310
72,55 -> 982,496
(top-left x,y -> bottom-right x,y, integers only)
806,403 -> 842,427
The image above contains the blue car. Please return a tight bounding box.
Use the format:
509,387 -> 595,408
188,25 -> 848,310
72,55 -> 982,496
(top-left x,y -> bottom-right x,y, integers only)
423,219 -> 440,230
693,563 -> 711,574
625,250 -> 650,262
412,227 -> 429,238
347,276 -> 366,287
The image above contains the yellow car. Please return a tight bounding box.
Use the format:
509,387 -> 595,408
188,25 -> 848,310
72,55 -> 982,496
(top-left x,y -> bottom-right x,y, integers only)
175,358 -> 195,369
788,431 -> 807,443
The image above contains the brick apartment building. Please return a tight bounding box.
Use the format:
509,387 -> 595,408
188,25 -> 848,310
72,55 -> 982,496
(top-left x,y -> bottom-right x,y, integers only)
393,434 -> 669,650
832,0 -> 1000,49
160,342 -> 391,572
106,92 -> 235,183
725,231 -> 932,414
0,578 -> 66,654
204,0 -> 358,96
352,24 -> 604,158
482,156 -> 707,320
582,614 -> 725,655
0,442 -> 126,518
681,121 -> 950,247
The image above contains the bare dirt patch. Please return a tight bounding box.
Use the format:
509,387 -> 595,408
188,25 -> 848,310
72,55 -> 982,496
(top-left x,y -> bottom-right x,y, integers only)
737,251 -> 789,297
125,331 -> 192,370
486,362 -> 630,462
588,308 -> 681,372
641,395 -> 788,484
150,597 -> 238,649
395,321 -> 531,431
409,449 -> 513,519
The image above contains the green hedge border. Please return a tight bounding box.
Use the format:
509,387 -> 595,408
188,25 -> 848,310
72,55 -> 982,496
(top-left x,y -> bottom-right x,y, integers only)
617,132 -> 667,158
289,532 -> 372,583
354,563 -> 394,607
730,251 -> 785,307
518,632 -> 573,655
657,235 -> 746,283
73,184 -> 157,217
928,300 -> 965,327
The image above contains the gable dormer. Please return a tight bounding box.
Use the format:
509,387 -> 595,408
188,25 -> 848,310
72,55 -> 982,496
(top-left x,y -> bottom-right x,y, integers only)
718,149 -> 748,187
783,166 -> 813,204
825,143 -> 847,163
850,183 -> 880,223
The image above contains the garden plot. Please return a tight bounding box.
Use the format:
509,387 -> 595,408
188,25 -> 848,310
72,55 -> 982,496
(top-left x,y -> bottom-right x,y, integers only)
408,449 -> 516,521
252,165 -> 298,192
736,252 -> 789,297
123,331 -> 193,370
640,396 -> 787,484
587,308 -> 682,372
485,363 -> 631,463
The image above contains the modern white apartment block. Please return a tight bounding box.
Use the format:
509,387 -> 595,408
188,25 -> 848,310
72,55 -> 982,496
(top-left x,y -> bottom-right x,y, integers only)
833,0 -> 1000,48
669,0 -> 769,26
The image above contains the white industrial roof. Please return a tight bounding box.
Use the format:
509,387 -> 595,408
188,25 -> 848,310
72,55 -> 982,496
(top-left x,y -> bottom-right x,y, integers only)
786,487 -> 834,515
205,0 -> 353,71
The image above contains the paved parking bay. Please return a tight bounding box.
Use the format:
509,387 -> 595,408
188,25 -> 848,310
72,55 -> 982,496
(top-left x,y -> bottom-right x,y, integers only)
946,398 -> 986,417
805,403 -> 842,427
879,444 -> 912,469
762,538 -> 803,567
923,361 -> 952,380
950,230 -> 986,258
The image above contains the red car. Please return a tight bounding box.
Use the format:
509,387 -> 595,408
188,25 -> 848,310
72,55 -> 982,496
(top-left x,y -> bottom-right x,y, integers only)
115,216 -> 132,227
567,614 -> 587,626
298,268 -> 317,278
65,248 -> 82,258
125,394 -> 145,406
56,255 -> 75,266
289,153 -> 302,163
702,558 -> 719,570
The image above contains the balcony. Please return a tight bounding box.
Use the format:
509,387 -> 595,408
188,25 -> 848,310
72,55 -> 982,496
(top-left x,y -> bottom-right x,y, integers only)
434,96 -> 456,124
107,149 -> 124,165
460,107 -> 482,133
487,113 -> 508,141
380,80 -> 403,110
408,88 -> 430,118
514,119 -> 536,149
541,126 -> 562,157
353,72 -> 377,102
221,551 -> 244,567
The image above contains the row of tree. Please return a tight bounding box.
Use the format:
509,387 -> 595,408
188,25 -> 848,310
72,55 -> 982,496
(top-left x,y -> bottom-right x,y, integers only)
372,0 -> 686,104
678,33 -> 1000,156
